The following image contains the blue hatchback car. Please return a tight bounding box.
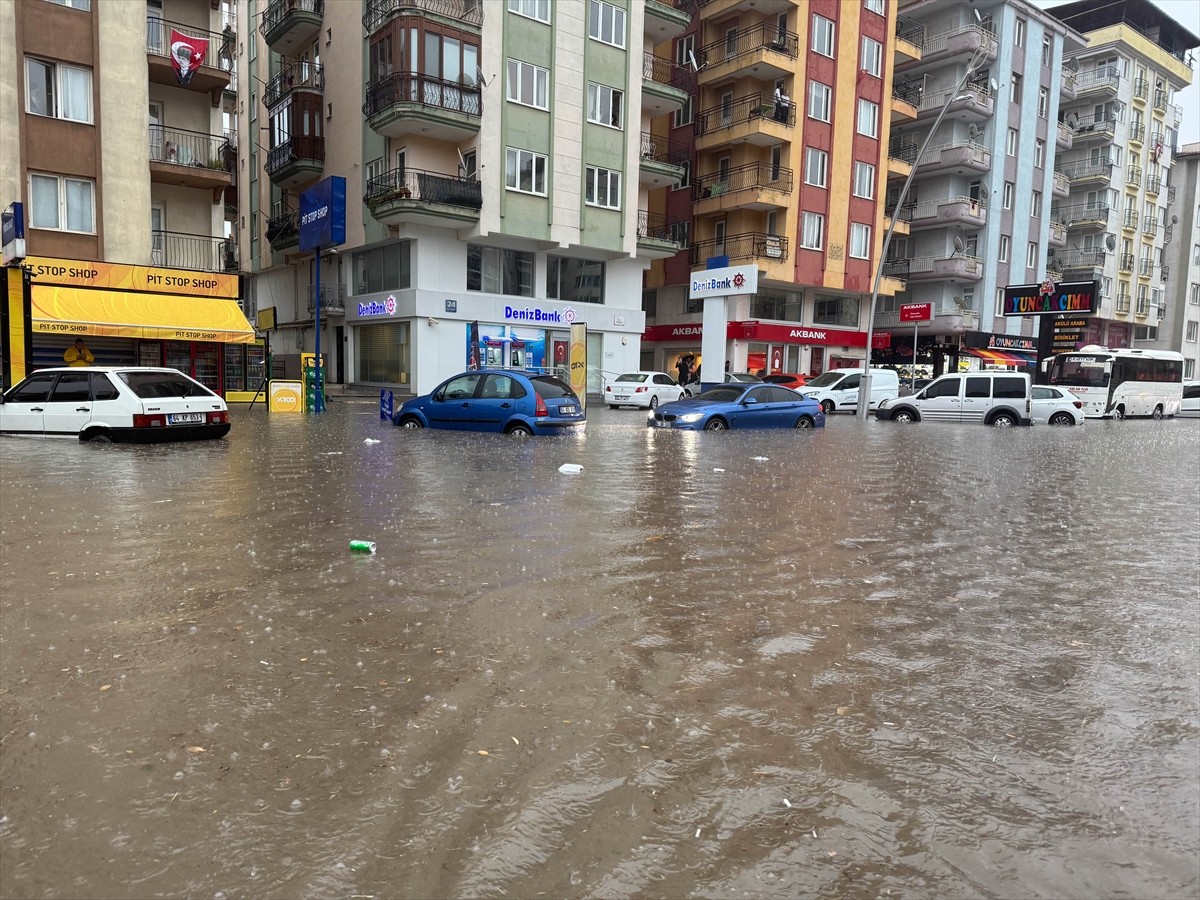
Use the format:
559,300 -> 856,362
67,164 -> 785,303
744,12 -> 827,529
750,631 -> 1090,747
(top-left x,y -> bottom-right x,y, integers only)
648,383 -> 825,431
392,369 -> 585,435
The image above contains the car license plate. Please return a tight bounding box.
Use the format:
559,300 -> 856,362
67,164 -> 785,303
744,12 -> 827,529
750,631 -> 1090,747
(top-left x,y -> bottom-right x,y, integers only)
168,413 -> 204,425
559,405 -> 577,415
615,395 -> 629,401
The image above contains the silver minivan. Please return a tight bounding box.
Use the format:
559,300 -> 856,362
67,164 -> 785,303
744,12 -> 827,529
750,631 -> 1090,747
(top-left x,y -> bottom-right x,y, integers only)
874,372 -> 1033,426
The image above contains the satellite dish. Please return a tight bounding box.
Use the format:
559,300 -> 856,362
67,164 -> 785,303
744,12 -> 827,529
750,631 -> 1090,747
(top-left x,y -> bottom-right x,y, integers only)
1065,112 -> 1079,129
1105,234 -> 1116,251
989,78 -> 999,93
1171,214 -> 1179,225
953,295 -> 970,311
1067,58 -> 1079,73
952,234 -> 966,255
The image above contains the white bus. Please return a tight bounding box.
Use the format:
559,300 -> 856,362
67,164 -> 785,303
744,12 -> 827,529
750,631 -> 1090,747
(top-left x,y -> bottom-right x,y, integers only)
1045,345 -> 1184,419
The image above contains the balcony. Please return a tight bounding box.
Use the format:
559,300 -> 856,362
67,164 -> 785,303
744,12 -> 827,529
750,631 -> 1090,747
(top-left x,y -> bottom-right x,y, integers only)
892,80 -> 922,122
1060,67 -> 1077,100
1126,165 -> 1142,187
1149,131 -> 1165,150
1161,265 -> 1170,283
636,211 -> 689,260
696,23 -> 798,83
364,73 -> 481,141
881,257 -> 910,285
1056,120 -> 1074,150
363,0 -> 482,36
1052,248 -> 1106,272
265,205 -> 299,253
264,62 -> 324,110
261,0 -> 323,55
1116,292 -> 1131,313
1128,122 -> 1145,144
151,231 -> 237,273
906,254 -> 983,283
148,126 -> 233,192
902,24 -> 996,70
642,52 -> 692,116
364,167 -> 482,228
1138,257 -> 1154,276
1060,203 -> 1112,230
645,0 -> 693,41
307,282 -> 346,317
265,136 -> 325,189
1052,170 -> 1071,197
694,92 -> 794,150
1070,112 -> 1116,143
693,162 -> 793,213
908,196 -> 987,231
887,136 -> 918,178
689,232 -> 787,267
1146,174 -> 1161,195
1056,157 -> 1112,186
1122,207 -> 1138,229
884,202 -> 914,236
1118,252 -> 1134,273
894,15 -> 924,63
639,132 -> 690,187
918,84 -> 993,122
1135,296 -> 1150,316
915,141 -> 991,175
1164,225 -> 1174,245
1167,185 -> 1176,204
146,19 -> 233,99
1133,77 -> 1149,103
1074,66 -> 1120,97
1153,89 -> 1168,112
1049,220 -> 1067,247
1142,215 -> 1159,231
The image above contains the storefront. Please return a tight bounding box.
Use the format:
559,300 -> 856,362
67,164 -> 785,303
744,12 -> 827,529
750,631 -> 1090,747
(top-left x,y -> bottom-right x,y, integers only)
959,331 -> 1038,369
7,256 -> 258,397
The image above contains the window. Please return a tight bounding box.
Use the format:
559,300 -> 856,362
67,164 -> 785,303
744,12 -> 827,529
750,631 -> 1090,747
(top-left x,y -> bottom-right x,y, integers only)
29,172 -> 94,232
507,59 -> 548,109
1015,19 -> 1026,47
814,296 -> 860,327
1042,35 -> 1052,66
1010,72 -> 1022,103
45,0 -> 91,8
676,34 -> 695,68
804,147 -> 828,187
1035,139 -> 1045,168
461,149 -> 477,180
1027,241 -> 1038,268
861,36 -> 882,77
585,166 -> 621,209
586,83 -> 623,128
801,211 -> 824,250
467,244 -> 533,296
808,80 -> 831,122
353,241 -> 412,294
1003,181 -> 1014,210
1007,128 -> 1017,156
547,256 -> 605,304
853,161 -> 874,199
25,57 -> 92,122
850,223 -> 871,259
999,235 -> 1010,262
588,0 -> 625,49
812,15 -> 835,58
1038,87 -> 1049,117
1186,321 -> 1198,342
856,99 -> 878,138
864,0 -> 883,13
1032,190 -> 1042,218
505,148 -> 547,194
507,0 -> 549,22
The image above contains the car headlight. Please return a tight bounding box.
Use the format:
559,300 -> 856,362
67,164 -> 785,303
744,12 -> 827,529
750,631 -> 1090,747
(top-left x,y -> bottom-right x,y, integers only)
678,413 -> 704,423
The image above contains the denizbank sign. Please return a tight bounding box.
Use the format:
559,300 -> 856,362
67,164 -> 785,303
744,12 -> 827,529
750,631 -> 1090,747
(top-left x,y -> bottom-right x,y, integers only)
503,304 -> 577,324
689,264 -> 759,300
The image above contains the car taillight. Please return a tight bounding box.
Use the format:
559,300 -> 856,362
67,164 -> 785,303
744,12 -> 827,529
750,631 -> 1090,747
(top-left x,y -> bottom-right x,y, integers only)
635,386 -> 647,393
605,385 -> 612,393
1072,400 -> 1083,409
207,411 -> 228,423
535,394 -> 548,417
134,414 -> 166,428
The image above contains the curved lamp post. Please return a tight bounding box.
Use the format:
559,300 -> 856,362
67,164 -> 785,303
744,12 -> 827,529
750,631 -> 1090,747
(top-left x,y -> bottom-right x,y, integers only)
857,44 -> 993,419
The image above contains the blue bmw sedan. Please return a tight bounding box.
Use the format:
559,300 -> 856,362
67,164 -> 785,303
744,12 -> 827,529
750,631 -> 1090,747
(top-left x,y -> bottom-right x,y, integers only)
391,369 -> 585,435
648,383 -> 825,431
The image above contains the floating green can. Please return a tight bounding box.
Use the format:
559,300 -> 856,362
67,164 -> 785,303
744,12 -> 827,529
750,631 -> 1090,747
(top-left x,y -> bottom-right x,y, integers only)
349,540 -> 377,553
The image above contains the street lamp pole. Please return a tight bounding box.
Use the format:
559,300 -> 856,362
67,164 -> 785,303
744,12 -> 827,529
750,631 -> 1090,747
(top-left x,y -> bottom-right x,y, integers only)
857,49 -> 990,419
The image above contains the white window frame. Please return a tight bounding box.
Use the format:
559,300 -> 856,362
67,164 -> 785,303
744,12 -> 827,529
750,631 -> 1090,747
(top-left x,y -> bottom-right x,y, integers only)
804,147 -> 827,188
1010,72 -> 1022,103
1003,181 -> 1014,210
28,172 -> 95,233
999,235 -> 1010,262
1031,190 -> 1042,218
1038,87 -> 1049,118
864,0 -> 883,13
505,147 -> 547,195
25,57 -> 92,123
1026,241 -> 1039,268
1035,139 -> 1045,168
507,0 -> 549,24
850,222 -> 871,259
853,161 -> 875,199
588,0 -> 625,49
585,165 -> 621,209
1015,18 -> 1026,48
807,80 -> 831,123
812,14 -> 835,58
1006,128 -> 1017,156
506,59 -> 549,110
856,98 -> 878,137
801,211 -> 824,250
45,0 -> 92,8
861,36 -> 882,77
586,83 -> 624,129
674,95 -> 693,128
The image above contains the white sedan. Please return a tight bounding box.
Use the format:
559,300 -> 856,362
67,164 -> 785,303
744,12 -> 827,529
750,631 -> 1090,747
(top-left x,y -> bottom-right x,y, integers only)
1031,385 -> 1084,425
604,371 -> 685,409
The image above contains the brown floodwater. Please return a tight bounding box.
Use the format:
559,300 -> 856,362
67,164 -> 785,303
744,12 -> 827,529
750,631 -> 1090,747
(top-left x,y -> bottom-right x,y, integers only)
2,401 -> 1198,899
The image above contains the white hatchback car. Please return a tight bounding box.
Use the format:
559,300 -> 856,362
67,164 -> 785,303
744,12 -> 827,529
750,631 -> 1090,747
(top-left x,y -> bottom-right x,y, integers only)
1031,385 -> 1085,426
1181,381 -> 1200,418
604,371 -> 685,409
0,367 -> 230,442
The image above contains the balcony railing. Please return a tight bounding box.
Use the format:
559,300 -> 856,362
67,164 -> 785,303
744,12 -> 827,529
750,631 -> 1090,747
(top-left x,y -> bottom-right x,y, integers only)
151,231 -> 238,273
697,22 -> 799,68
1153,89 -> 1168,111
919,84 -> 992,113
637,210 -> 689,247
264,62 -> 324,109
1123,208 -> 1138,228
1116,292 -> 1131,313
266,135 -> 325,175
1055,202 -> 1110,226
694,92 -> 795,136
307,281 -> 346,316
1136,296 -> 1149,316
363,0 -> 482,34
1075,66 -> 1120,91
1167,185 -> 1176,204
693,162 -> 794,201
1053,248 -> 1106,269
892,79 -> 923,107
262,0 -> 322,38
882,258 -> 910,279
1055,157 -> 1112,180
363,166 -> 483,210
1129,122 -> 1145,143
147,18 -> 235,76
885,202 -> 916,223
149,125 -> 231,170
1138,257 -> 1154,275
1146,175 -> 1162,194
1119,252 -> 1134,272
1071,112 -> 1117,136
888,137 -> 918,164
642,52 -> 692,92
917,23 -> 996,56
1143,215 -> 1159,231
1133,77 -> 1148,100
895,15 -> 925,48
688,232 -> 788,266
1164,225 -> 1174,245
363,71 -> 481,118
1161,266 -> 1170,283
265,205 -> 299,248
639,131 -> 691,168
1127,165 -> 1143,183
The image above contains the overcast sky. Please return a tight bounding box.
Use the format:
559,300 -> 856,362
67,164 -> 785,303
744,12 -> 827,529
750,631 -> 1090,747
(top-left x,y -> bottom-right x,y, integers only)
1031,0 -> 1200,144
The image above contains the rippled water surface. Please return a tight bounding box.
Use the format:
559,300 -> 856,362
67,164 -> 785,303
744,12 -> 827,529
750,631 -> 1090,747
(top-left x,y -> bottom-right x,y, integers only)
2,402 -> 1198,899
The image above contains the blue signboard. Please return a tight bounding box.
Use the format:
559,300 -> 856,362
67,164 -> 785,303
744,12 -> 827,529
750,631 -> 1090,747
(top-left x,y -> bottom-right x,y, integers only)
299,177 -> 346,251
379,389 -> 394,421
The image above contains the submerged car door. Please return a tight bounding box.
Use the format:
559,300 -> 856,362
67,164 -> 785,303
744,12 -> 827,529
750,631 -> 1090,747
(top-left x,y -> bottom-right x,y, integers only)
41,371 -> 95,436
831,372 -> 861,411
730,386 -> 778,428
919,375 -> 963,421
474,374 -> 524,430
0,372 -> 57,435
959,376 -> 993,423
427,374 -> 482,429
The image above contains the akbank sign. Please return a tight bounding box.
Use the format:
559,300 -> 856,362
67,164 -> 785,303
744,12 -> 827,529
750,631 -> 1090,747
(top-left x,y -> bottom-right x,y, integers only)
689,264 -> 759,300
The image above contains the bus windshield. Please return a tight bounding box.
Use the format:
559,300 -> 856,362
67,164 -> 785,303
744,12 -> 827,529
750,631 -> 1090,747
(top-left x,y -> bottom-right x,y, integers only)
1049,354 -> 1109,388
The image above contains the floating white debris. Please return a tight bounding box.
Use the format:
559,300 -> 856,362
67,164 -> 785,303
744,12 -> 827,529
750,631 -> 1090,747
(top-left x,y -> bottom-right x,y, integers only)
713,468 -> 725,473
558,464 -> 583,474
751,456 -> 769,461
363,438 -> 381,445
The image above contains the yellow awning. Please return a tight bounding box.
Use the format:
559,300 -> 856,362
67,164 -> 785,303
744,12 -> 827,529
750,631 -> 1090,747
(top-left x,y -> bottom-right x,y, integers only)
32,285 -> 256,344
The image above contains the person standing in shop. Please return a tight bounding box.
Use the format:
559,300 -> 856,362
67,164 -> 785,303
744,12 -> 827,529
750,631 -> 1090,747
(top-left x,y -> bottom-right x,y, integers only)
63,338 -> 95,367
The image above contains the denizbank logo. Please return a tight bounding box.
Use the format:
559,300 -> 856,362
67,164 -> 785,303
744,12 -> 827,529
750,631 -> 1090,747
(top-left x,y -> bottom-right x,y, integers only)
358,295 -> 397,317
689,264 -> 759,300
504,305 -> 576,324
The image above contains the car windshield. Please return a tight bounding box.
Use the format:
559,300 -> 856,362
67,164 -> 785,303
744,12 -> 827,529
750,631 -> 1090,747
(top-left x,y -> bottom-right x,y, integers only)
614,373 -> 648,383
697,386 -> 746,402
531,376 -> 578,400
804,371 -> 846,387
119,371 -> 216,398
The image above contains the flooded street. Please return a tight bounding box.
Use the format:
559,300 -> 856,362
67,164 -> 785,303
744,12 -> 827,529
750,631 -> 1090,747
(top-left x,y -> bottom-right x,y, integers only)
2,402 -> 1197,899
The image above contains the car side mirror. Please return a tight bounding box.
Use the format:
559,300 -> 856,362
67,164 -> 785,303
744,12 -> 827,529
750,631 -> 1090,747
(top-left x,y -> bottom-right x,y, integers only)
742,397 -> 758,405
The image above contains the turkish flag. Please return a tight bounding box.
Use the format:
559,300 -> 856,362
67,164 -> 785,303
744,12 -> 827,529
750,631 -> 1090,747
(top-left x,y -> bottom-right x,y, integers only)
170,30 -> 208,86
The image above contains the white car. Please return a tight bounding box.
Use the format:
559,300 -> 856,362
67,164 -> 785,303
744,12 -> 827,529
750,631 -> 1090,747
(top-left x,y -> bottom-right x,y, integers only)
682,372 -> 763,398
1031,385 -> 1085,426
1181,381 -> 1200,418
0,366 -> 231,442
604,371 -> 685,409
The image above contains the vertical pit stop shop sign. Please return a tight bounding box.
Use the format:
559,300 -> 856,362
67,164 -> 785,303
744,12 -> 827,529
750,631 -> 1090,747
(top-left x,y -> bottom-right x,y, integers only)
899,303 -> 933,322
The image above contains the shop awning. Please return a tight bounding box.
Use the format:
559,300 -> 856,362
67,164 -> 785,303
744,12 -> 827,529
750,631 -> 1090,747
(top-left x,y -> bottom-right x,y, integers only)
31,285 -> 256,343
961,347 -> 1036,366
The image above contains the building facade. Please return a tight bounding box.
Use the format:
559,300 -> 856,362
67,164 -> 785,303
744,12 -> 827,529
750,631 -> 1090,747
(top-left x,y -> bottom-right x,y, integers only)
1150,142 -> 1200,378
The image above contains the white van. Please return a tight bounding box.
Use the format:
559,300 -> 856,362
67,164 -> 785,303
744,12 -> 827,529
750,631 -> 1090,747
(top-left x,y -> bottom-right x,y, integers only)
875,371 -> 1033,426
800,368 -> 900,413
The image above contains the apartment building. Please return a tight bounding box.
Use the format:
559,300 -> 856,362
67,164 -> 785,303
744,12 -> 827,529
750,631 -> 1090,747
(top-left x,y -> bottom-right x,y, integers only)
1048,0 -> 1198,351
245,0 -> 688,395
0,0 -> 255,395
1148,142 -> 1199,378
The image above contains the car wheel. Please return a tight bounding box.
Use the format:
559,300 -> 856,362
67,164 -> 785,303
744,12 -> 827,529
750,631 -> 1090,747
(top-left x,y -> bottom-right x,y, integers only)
1048,412 -> 1075,426
84,430 -> 112,443
820,399 -> 834,414
892,408 -> 917,424
677,392 -> 685,401
649,396 -> 659,409
398,416 -> 423,429
507,423 -> 533,436
1152,405 -> 1163,420
1111,406 -> 1125,420
608,404 -> 619,410
703,418 -> 728,432
794,416 -> 814,429
990,411 -> 1017,427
